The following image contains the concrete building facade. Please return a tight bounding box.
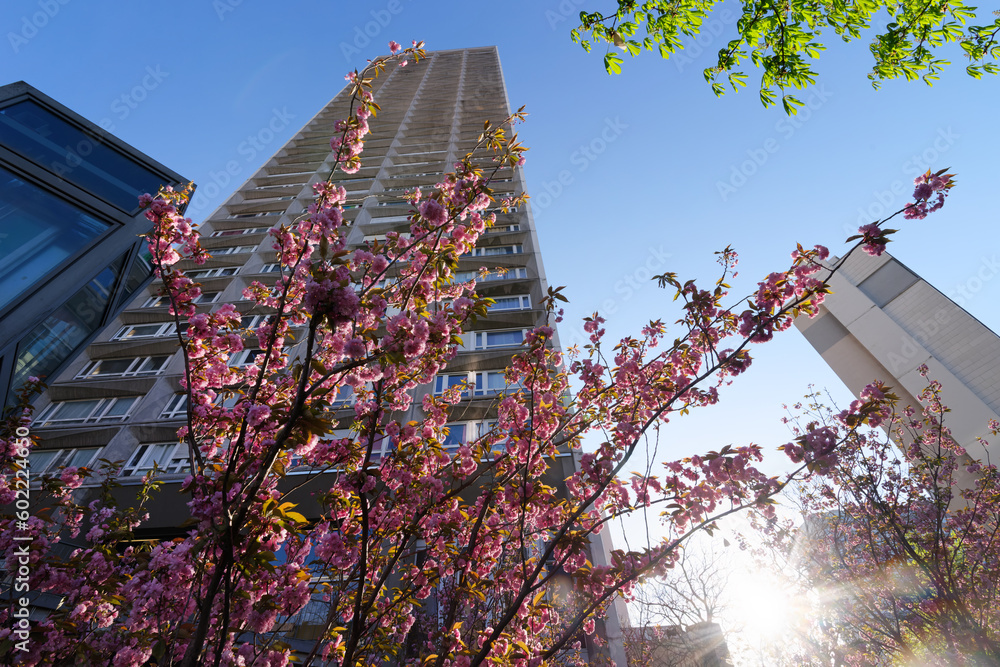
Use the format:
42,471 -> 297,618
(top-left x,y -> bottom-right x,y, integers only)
794,250 -> 1000,463
25,47 -> 626,664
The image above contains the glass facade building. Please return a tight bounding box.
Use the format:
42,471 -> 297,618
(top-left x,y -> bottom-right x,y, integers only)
0,82 -> 189,405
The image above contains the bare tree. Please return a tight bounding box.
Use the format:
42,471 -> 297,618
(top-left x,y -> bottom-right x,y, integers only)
626,545 -> 734,666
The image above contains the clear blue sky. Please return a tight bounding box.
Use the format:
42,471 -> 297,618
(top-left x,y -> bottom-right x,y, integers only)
6,0 -> 999,486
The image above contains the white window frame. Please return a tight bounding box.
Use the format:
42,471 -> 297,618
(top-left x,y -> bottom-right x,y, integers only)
76,355 -> 170,379
241,314 -> 270,330
331,385 -> 357,408
226,212 -> 274,220
187,266 -> 241,279
230,348 -> 265,367
468,329 -> 529,351
120,442 -> 190,477
433,373 -> 471,397
160,394 -> 189,420
454,268 -> 527,283
210,226 -> 268,236
259,263 -> 283,273
363,232 -> 411,244
112,322 -> 181,340
433,371 -> 523,398
487,295 -> 531,312
484,223 -> 521,234
213,244 -> 258,255
474,371 -> 523,397
142,291 -> 221,308
34,397 -> 139,427
463,244 -> 523,257
28,447 -> 103,475
367,215 -> 410,224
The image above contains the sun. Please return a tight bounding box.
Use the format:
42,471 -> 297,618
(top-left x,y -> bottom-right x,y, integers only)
729,572 -> 796,641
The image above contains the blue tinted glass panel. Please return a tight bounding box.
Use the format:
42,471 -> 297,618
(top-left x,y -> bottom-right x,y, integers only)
0,100 -> 167,212
443,424 -> 466,449
0,166 -> 111,310
486,330 -> 523,347
12,257 -> 123,392
117,250 -> 153,308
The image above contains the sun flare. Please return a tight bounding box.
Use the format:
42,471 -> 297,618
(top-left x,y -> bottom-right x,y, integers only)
730,574 -> 796,641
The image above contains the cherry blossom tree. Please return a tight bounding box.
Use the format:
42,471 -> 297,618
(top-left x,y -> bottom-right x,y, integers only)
0,42 -> 956,666
752,376 -> 1000,666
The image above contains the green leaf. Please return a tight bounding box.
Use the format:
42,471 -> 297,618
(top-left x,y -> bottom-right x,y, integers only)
605,52 -> 623,75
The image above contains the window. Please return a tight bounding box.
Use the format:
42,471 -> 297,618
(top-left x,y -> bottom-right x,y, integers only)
363,233 -> 410,244
213,245 -> 258,255
11,257 -> 123,399
439,420 -> 514,455
240,314 -> 269,330
474,371 -> 523,397
112,322 -> 182,340
491,268 -> 527,281
187,266 -> 240,279
121,442 -> 189,476
160,394 -> 188,420
331,385 -> 356,408
442,423 -> 467,449
29,447 -> 102,474
454,268 -> 527,283
484,224 -> 521,234
210,227 -> 268,237
34,397 -> 138,426
287,428 -> 393,471
434,374 -> 470,396
367,215 -> 410,224
142,291 -> 220,307
0,165 -> 111,311
230,348 -> 264,367
227,212 -> 274,219
433,372 -> 523,397
77,355 -> 169,379
472,329 -> 527,350
259,263 -> 283,273
488,295 -> 531,311
463,245 -> 522,257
